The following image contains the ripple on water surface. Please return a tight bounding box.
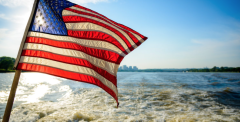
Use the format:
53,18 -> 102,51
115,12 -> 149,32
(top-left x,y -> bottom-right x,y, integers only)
0,72 -> 239,121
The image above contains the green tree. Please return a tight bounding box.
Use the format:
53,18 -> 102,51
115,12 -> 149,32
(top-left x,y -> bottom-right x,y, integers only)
210,66 -> 216,72
0,57 -> 14,71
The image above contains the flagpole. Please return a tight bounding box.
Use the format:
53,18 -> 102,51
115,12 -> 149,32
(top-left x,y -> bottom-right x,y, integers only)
2,70 -> 21,122
2,0 -> 39,121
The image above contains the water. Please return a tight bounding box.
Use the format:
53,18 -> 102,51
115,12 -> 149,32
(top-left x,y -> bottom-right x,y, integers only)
0,72 -> 240,121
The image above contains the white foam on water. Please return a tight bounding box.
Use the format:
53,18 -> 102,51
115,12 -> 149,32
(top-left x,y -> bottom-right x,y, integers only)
3,87 -> 239,122
18,84 -> 50,103
1,72 -> 240,121
0,91 -> 9,103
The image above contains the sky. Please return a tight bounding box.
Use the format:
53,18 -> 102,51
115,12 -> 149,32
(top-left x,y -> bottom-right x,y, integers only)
0,0 -> 239,69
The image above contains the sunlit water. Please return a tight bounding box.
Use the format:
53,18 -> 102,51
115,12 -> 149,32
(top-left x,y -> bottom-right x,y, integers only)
0,72 -> 240,121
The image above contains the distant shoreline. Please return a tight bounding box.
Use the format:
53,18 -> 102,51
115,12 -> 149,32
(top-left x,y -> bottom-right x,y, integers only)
118,66 -> 240,73
1,67 -> 239,73
118,71 -> 239,73
117,70 -> 185,72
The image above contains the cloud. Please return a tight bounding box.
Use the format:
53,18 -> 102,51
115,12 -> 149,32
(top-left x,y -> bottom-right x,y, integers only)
0,11 -> 30,57
0,13 -> 30,23
0,28 -> 24,57
0,14 -> 8,20
0,28 -> 24,45
0,0 -> 34,8
0,28 -> 9,39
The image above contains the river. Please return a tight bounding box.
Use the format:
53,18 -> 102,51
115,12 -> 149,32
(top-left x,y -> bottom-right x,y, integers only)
0,72 -> 240,121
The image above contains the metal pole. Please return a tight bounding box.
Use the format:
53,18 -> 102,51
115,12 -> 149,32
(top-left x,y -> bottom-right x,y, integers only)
2,70 -> 21,122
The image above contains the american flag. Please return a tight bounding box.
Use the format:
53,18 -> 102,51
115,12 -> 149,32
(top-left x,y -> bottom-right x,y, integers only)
14,0 -> 147,106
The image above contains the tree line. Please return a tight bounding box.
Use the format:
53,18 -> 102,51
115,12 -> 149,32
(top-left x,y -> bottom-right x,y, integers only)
0,56 -> 15,72
118,69 -> 187,72
188,66 -> 240,72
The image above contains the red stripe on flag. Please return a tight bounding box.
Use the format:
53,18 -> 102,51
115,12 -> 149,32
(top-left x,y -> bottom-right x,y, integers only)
17,63 -> 118,103
21,50 -> 117,85
67,30 -> 128,54
63,16 -> 134,51
64,8 -> 142,46
26,37 -> 123,64
125,31 -> 142,46
73,5 -> 147,40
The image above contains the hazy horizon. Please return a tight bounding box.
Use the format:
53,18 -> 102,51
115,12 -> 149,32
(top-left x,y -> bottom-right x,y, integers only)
120,66 -> 239,69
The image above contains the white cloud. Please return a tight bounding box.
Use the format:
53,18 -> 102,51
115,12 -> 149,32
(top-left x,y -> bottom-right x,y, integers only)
0,0 -> 34,8
0,14 -> 8,20
0,13 -> 30,24
0,28 -> 24,57
0,28 -> 9,38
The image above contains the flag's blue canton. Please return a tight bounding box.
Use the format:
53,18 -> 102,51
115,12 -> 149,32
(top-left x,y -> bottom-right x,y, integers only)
29,0 -> 75,35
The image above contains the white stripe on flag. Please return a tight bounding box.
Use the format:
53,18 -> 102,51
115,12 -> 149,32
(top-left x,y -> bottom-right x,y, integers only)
65,22 -> 131,53
23,43 -> 119,75
19,56 -> 118,96
28,32 -> 126,57
67,7 -> 144,43
62,10 -> 138,48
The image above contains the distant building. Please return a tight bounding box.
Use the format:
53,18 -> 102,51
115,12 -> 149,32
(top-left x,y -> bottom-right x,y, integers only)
129,66 -> 133,70
118,65 -> 138,71
118,66 -> 123,70
133,66 -> 138,70
123,65 -> 128,70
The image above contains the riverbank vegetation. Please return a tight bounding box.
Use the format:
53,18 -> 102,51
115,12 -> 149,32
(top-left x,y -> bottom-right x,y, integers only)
188,66 -> 240,72
0,56 -> 15,72
118,67 -> 240,72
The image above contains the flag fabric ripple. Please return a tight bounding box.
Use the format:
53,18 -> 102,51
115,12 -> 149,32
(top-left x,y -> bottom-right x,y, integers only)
15,0 -> 148,106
